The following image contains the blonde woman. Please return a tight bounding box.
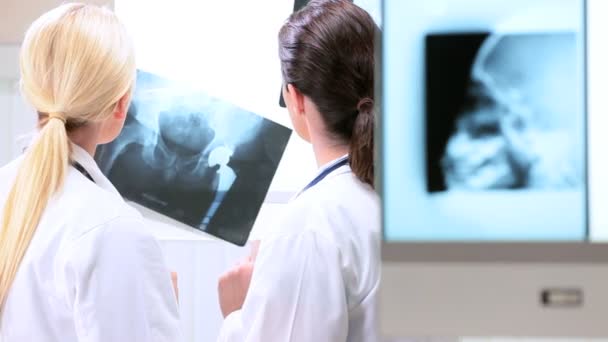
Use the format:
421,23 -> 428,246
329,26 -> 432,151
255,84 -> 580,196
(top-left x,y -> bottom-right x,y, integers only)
0,3 -> 181,341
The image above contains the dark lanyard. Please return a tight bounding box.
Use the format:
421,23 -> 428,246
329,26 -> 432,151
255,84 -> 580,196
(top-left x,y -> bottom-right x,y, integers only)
22,144 -> 95,183
73,162 -> 95,183
301,157 -> 349,193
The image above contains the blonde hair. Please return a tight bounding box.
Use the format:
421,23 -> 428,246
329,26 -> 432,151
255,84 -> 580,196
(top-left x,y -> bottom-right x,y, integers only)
0,3 -> 135,309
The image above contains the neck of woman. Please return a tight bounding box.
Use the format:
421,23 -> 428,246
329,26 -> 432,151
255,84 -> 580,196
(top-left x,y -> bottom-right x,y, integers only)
311,134 -> 349,168
68,124 -> 101,157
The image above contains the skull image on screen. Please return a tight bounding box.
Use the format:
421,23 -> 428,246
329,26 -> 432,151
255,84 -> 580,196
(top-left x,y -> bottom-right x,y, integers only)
441,32 -> 583,190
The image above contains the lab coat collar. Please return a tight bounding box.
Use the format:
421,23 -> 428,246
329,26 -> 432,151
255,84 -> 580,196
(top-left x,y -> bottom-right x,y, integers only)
71,143 -> 122,198
294,154 -> 350,198
318,154 -> 349,173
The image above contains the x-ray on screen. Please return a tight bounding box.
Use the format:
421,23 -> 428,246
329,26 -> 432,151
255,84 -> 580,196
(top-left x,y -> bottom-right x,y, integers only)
382,0 -> 587,241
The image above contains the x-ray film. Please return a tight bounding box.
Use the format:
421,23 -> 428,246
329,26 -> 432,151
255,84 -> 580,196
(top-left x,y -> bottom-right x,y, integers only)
96,71 -> 292,246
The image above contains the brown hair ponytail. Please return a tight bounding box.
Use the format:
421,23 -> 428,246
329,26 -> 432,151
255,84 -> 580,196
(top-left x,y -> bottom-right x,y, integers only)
350,98 -> 375,187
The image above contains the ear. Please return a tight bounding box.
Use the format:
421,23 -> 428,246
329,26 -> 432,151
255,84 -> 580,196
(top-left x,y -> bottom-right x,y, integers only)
286,84 -> 306,116
113,93 -> 131,120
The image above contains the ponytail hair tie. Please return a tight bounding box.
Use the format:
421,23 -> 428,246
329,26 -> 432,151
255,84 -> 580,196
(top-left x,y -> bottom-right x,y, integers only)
48,113 -> 66,124
356,97 -> 374,115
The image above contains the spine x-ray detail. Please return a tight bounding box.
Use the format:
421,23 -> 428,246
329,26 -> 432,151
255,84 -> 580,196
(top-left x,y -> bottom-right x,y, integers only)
426,32 -> 584,193
96,70 -> 292,246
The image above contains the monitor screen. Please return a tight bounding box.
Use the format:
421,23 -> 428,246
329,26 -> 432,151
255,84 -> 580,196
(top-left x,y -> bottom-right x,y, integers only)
382,0 -> 588,241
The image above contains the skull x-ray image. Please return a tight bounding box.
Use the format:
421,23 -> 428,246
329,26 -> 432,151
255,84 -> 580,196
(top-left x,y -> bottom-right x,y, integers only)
95,71 -> 292,245
426,32 -> 584,192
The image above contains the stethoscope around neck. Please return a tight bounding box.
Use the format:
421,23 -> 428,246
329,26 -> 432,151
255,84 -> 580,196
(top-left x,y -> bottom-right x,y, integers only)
301,156 -> 349,193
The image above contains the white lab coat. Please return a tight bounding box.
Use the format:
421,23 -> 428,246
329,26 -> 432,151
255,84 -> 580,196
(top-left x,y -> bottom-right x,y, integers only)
218,157 -> 381,342
0,144 -> 182,342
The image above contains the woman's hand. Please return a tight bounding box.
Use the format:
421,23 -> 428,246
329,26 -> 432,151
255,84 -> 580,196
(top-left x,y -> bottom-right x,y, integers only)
218,261 -> 254,318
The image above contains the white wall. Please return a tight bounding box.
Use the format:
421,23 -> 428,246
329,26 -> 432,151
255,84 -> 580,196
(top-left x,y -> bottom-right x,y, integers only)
0,0 -> 114,44
0,45 -> 21,168
0,75 -> 37,168
0,79 -> 12,166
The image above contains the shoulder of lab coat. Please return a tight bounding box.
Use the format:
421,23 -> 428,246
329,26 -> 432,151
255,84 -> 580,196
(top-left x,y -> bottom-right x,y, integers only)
218,168 -> 381,342
0,152 -> 182,342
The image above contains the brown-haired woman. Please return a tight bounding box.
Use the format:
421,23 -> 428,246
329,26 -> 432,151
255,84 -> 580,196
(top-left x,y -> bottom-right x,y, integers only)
217,0 -> 380,341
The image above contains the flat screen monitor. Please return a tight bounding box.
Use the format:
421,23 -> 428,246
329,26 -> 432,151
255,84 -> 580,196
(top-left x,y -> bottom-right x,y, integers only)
380,0 -> 608,338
